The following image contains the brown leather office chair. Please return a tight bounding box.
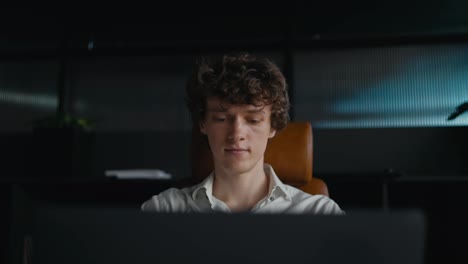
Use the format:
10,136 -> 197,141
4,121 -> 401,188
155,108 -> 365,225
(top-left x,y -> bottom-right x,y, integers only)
190,121 -> 329,196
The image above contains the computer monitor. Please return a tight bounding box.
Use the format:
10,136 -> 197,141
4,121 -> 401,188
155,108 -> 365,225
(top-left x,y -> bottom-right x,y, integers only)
21,206 -> 426,264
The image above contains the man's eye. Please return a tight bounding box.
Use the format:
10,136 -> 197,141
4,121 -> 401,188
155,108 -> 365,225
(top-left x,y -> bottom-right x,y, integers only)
249,119 -> 260,124
214,117 -> 226,122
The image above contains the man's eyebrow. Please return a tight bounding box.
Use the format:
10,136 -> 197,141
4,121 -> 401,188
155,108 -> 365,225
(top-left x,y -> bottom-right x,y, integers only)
206,107 -> 266,113
246,109 -> 266,114
206,108 -> 228,112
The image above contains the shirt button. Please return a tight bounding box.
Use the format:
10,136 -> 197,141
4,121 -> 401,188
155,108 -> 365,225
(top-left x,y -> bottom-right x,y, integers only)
269,196 -> 275,201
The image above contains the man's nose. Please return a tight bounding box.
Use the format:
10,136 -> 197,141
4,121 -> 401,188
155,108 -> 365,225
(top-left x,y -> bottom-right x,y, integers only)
227,118 -> 246,142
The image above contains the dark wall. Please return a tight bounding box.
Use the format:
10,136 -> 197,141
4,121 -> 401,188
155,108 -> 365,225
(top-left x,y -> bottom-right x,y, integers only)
314,127 -> 468,176
0,2 -> 468,179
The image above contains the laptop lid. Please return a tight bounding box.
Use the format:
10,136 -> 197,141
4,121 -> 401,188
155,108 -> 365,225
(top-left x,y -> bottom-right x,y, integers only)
26,206 -> 425,264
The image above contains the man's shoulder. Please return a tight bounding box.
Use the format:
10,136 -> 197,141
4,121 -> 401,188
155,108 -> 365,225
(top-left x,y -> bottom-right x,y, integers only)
159,186 -> 194,199
282,184 -> 344,215
140,186 -> 195,212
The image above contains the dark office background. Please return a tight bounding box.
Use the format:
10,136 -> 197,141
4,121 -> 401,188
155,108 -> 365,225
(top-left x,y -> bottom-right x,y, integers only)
2,1 -> 468,264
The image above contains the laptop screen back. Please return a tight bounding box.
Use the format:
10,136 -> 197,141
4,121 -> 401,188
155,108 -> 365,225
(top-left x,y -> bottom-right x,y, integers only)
27,206 -> 425,264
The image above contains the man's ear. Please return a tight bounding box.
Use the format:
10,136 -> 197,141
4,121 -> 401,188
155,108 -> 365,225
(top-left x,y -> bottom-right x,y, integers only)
269,129 -> 276,138
199,120 -> 207,134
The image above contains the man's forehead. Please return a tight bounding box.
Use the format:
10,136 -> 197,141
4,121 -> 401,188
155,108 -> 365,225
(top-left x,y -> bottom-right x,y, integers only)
206,98 -> 269,113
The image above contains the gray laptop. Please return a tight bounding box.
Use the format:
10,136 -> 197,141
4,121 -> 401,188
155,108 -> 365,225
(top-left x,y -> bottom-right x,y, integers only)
23,206 -> 425,264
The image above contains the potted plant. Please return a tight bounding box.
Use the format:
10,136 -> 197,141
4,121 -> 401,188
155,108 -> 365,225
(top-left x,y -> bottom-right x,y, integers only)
30,113 -> 96,179
32,113 -> 94,131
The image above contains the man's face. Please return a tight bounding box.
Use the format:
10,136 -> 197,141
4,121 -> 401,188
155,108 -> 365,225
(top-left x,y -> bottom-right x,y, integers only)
200,97 -> 276,175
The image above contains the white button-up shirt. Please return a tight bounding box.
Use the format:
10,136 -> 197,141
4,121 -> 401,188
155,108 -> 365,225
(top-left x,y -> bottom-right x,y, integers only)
141,164 -> 344,214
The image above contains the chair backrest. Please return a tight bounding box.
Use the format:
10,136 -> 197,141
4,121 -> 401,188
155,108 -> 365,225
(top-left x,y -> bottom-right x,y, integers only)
190,121 -> 329,196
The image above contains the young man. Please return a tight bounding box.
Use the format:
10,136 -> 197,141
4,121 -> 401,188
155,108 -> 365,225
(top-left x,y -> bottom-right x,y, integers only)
141,53 -> 343,214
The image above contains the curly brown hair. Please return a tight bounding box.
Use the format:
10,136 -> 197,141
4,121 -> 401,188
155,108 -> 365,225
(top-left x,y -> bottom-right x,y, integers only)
185,52 -> 290,131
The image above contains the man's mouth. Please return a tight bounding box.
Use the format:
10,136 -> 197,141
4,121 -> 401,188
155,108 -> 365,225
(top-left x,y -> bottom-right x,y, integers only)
225,148 -> 249,154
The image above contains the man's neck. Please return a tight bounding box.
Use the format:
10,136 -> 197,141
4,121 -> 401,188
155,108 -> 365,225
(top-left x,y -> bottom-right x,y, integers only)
212,162 -> 269,212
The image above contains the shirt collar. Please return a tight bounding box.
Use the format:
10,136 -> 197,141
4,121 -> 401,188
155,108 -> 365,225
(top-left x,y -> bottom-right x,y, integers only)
264,163 -> 292,201
192,172 -> 215,204
191,163 -> 291,203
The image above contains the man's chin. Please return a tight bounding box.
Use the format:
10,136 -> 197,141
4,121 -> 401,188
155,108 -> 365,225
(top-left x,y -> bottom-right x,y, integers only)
221,162 -> 253,175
